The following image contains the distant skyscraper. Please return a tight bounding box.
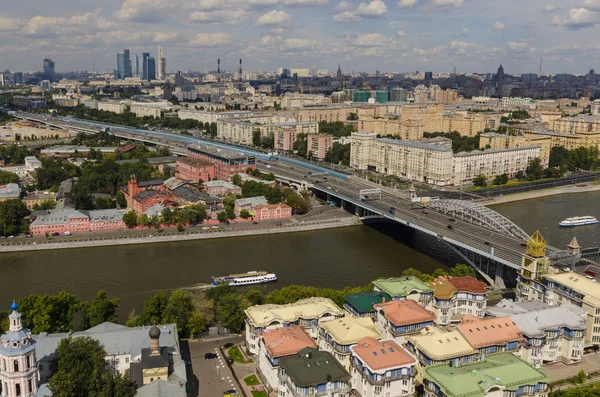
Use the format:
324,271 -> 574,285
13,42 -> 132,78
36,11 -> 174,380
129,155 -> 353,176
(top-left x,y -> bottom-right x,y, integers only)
157,45 -> 166,80
13,72 -> 23,84
336,64 -> 342,80
43,57 -> 55,81
147,57 -> 156,81
424,71 -> 433,81
495,64 -> 505,82
135,54 -> 140,77
142,52 -> 150,81
116,49 -> 132,79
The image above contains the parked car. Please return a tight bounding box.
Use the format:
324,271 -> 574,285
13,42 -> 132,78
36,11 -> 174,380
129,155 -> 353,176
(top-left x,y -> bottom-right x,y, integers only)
224,342 -> 234,348
204,353 -> 217,359
447,225 -> 454,230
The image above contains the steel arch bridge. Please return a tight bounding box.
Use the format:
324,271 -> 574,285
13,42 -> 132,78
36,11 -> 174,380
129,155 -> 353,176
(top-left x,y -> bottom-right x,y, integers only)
428,199 -> 530,241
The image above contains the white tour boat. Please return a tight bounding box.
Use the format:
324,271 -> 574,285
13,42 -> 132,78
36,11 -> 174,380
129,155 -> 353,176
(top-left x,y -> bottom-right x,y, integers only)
558,216 -> 598,227
211,271 -> 278,287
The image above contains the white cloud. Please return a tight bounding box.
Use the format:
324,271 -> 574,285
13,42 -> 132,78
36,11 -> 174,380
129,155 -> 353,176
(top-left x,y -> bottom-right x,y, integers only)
256,10 -> 292,26
396,29 -> 406,36
491,22 -> 506,31
424,0 -> 464,11
0,17 -> 22,32
420,31 -> 434,36
114,0 -> 172,22
460,27 -> 469,35
581,0 -> 600,11
542,5 -> 557,13
260,35 -> 282,45
333,11 -> 362,22
189,32 -> 232,47
351,32 -> 394,47
335,0 -> 354,10
281,38 -> 319,50
397,0 -> 417,7
21,11 -> 113,36
271,27 -> 285,33
356,0 -> 388,17
189,10 -> 246,24
551,8 -> 600,29
282,0 -> 329,5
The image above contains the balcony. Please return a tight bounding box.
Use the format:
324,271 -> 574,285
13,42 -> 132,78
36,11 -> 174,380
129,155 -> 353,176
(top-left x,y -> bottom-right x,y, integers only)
352,362 -> 415,386
280,377 -> 352,397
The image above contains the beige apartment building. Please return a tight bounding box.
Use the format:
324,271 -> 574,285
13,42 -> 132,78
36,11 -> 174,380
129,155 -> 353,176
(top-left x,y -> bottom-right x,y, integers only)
442,116 -> 486,137
358,119 -> 425,140
452,146 -> 541,185
307,134 -> 333,160
178,110 -> 254,124
280,93 -> 332,109
401,104 -> 444,132
217,119 -> 319,145
129,103 -> 165,119
551,116 -> 600,133
295,106 -> 359,122
480,132 -> 553,165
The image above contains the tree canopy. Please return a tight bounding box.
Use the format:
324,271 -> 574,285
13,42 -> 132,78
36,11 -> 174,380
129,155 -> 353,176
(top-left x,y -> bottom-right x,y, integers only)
0,199 -> 30,236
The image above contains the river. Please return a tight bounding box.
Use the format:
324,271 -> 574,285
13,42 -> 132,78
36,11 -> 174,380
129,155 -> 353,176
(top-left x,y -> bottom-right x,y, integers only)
2,191 -> 599,317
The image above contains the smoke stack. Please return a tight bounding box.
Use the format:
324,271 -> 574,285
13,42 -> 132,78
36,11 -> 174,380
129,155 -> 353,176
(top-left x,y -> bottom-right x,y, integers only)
218,58 -> 221,83
239,58 -> 243,82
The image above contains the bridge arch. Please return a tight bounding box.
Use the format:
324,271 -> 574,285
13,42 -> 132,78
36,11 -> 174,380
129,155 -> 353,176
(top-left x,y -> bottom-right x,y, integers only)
427,199 -> 529,241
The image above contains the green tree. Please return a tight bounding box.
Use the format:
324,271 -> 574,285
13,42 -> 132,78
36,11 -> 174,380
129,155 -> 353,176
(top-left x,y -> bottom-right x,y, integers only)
187,312 -> 207,336
215,293 -> 249,333
141,291 -> 169,325
18,291 -> 80,334
293,133 -> 308,157
32,199 -> 57,211
246,289 -> 265,306
122,210 -> 138,228
115,191 -> 127,208
548,146 -> 569,169
515,170 -> 526,181
450,264 -> 477,278
217,211 -> 229,223
231,174 -> 242,186
526,158 -> 544,180
0,170 -> 19,184
94,197 -> 115,210
492,173 -> 509,185
325,143 -> 351,166
239,209 -> 251,219
94,372 -> 136,397
163,290 -> 194,336
252,129 -> 261,146
160,207 -> 175,225
347,112 -> 359,121
473,175 -> 487,187
0,199 -> 30,236
86,290 -> 120,327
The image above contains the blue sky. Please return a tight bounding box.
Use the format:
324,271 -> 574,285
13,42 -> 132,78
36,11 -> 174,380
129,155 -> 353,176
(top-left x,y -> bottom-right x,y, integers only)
1,0 -> 599,74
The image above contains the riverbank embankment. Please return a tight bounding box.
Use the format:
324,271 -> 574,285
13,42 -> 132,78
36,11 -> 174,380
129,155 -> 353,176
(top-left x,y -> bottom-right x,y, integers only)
0,218 -> 360,253
483,183 -> 600,205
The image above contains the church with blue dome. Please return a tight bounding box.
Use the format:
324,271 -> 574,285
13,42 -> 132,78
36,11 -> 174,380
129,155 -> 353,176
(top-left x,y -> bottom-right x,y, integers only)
0,302 -> 39,397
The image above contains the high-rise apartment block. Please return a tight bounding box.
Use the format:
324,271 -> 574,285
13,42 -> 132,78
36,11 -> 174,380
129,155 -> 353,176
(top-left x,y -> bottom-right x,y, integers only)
42,58 -> 55,81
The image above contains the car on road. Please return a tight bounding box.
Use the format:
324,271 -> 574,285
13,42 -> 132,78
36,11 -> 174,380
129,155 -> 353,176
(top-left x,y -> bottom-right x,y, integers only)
211,226 -> 219,229
223,342 -> 234,348
449,218 -> 456,223
422,210 -> 428,214
52,232 -> 60,237
202,227 -> 209,230
327,186 -> 331,190
484,241 -> 490,245
204,353 -> 217,359
447,225 -> 454,230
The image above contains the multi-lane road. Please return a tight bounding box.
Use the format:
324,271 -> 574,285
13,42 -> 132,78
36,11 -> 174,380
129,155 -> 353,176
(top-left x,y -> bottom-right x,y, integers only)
15,112 -> 532,273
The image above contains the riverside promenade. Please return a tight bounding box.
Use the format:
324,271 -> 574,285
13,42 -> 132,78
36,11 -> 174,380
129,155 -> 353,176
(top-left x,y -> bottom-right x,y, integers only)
0,217 -> 359,253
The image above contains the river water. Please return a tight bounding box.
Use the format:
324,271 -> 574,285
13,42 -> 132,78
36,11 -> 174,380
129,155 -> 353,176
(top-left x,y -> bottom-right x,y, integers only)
2,191 -> 599,316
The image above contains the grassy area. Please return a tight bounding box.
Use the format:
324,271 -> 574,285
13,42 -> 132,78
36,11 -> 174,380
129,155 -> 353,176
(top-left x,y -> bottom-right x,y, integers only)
244,375 -> 260,386
251,391 -> 268,397
228,346 -> 253,363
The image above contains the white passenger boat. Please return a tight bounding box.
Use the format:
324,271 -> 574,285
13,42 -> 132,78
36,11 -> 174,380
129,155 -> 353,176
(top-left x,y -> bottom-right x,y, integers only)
558,216 -> 598,227
211,271 -> 278,286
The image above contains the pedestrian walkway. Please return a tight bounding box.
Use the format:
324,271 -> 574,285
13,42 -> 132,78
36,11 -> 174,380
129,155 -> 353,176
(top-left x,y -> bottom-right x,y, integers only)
543,353 -> 600,381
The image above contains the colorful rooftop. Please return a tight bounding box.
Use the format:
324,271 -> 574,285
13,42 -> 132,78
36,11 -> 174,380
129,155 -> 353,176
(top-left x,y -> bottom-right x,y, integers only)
319,316 -> 381,345
428,279 -> 458,300
279,347 -> 351,387
245,298 -> 344,327
407,328 -> 478,360
373,276 -> 433,297
424,352 -> 550,397
344,291 -> 392,313
447,277 -> 488,294
374,299 -> 436,327
457,315 -> 522,348
351,337 -> 417,372
261,325 -> 317,358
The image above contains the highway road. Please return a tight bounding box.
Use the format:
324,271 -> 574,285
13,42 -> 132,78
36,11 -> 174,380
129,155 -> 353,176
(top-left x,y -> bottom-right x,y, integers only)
16,112 -> 533,272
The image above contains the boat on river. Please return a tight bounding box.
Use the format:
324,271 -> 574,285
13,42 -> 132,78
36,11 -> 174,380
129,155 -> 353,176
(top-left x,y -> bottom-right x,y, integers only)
211,271 -> 278,286
558,216 -> 598,227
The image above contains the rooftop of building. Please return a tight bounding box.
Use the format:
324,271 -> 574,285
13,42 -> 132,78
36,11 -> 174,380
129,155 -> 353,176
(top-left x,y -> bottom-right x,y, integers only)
40,145 -> 119,153
260,325 -> 317,358
23,191 -> 57,200
279,347 -> 351,388
203,180 -> 239,189
235,196 -> 268,207
146,156 -> 179,165
245,297 -> 344,327
188,144 -> 250,160
373,276 -> 433,297
424,353 -> 550,397
372,135 -> 453,152
319,316 -> 381,345
447,277 -> 488,294
344,291 -> 392,314
134,190 -> 168,201
133,379 -> 186,397
454,146 -> 541,157
544,272 -> 600,306
351,337 -> 417,372
374,299 -> 436,327
408,327 -> 478,360
429,279 -> 458,300
0,183 -> 20,198
176,157 -> 214,167
457,315 -> 521,348
172,186 -> 206,203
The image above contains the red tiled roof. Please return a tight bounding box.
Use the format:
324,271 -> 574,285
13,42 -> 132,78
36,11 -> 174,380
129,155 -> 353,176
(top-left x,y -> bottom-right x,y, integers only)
447,277 -> 488,294
457,315 -> 522,348
352,337 -> 416,371
260,325 -> 317,358
374,300 -> 435,327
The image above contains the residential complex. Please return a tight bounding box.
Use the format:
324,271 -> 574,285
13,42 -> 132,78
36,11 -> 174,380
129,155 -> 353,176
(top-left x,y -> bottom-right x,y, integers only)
456,315 -> 522,356
406,327 -> 479,368
343,291 -> 391,318
244,298 -> 344,355
428,277 -> 488,326
187,144 -> 256,181
29,209 -> 125,236
372,276 -> 434,310
216,118 -> 318,145
177,109 -> 253,124
373,300 -> 435,341
307,133 -> 333,160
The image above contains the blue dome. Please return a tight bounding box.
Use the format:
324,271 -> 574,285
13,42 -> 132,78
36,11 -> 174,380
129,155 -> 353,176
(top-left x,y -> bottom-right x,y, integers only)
10,302 -> 18,311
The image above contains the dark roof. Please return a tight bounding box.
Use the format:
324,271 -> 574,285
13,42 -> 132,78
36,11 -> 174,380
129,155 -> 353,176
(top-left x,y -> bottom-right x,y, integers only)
344,291 -> 392,314
130,347 -> 170,387
134,190 -> 166,201
147,156 -> 178,165
279,347 -> 350,388
138,180 -> 165,187
116,159 -> 141,165
172,186 -> 204,203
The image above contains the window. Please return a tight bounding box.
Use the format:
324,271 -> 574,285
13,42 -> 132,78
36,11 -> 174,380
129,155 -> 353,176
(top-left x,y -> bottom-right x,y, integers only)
16,384 -> 21,396
125,358 -> 130,364
39,365 -> 44,371
14,360 -> 19,372
27,379 -> 32,393
375,386 -> 383,394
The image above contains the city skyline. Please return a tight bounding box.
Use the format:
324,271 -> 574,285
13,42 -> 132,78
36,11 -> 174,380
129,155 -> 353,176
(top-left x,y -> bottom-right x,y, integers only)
0,0 -> 599,74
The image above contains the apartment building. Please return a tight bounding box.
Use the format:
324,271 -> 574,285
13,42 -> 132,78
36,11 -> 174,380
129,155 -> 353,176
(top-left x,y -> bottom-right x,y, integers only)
257,326 -> 317,390
187,144 -> 256,181
543,272 -> 600,345
487,299 -> 586,367
442,116 -> 486,137
244,298 -> 344,355
452,146 -> 541,186
317,316 -> 381,370
295,106 -> 359,123
350,132 -> 454,186
96,100 -> 126,113
274,128 -> 300,152
175,158 -> 215,183
373,300 -> 436,342
551,116 -> 600,133
350,337 -> 418,397
177,110 -> 253,124
456,315 -> 522,356
400,104 -> 444,132
406,327 -> 479,369
422,353 -> 550,397
428,277 -> 488,326
357,119 -> 426,141
372,276 -> 434,310
280,93 -> 332,109
343,291 -> 391,318
307,134 -> 333,160
217,119 -> 318,145
278,348 -> 351,397
479,133 -> 553,165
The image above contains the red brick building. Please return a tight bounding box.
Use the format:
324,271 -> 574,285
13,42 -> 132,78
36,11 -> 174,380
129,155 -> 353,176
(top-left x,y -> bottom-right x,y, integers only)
121,177 -> 177,215
175,158 -> 215,183
253,203 -> 292,221
188,144 -> 256,181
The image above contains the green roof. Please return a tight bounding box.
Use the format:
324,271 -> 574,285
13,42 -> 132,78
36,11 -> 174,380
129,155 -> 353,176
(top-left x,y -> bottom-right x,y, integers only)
279,347 -> 351,387
344,291 -> 392,313
373,276 -> 433,297
424,353 -> 551,397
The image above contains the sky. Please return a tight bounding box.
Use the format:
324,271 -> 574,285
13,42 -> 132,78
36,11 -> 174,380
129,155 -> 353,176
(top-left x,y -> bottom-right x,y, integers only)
1,0 -> 600,75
